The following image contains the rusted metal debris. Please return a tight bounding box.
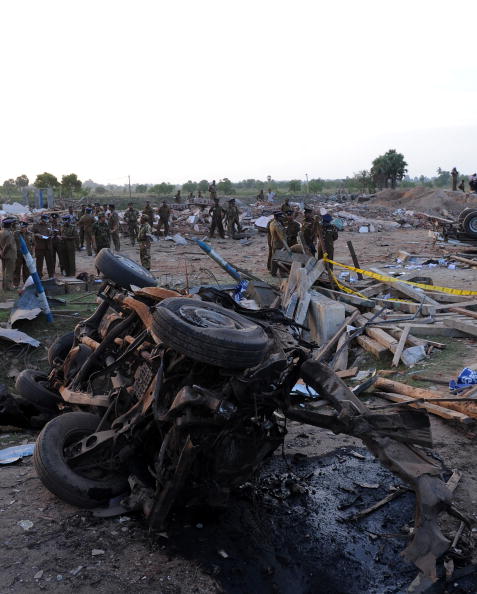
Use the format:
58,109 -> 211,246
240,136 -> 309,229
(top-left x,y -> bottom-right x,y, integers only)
9,249 -> 463,586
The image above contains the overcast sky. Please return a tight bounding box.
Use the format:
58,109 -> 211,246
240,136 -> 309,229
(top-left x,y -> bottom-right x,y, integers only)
1,0 -> 476,186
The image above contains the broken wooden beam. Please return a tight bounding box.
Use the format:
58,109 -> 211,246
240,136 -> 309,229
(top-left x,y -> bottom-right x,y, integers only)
443,318 -> 477,337
314,310 -> 359,362
392,324 -> 410,367
375,392 -> 473,424
356,335 -> 388,359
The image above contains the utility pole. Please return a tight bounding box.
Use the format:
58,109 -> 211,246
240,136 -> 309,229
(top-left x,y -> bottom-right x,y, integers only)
305,173 -> 309,196
128,175 -> 132,200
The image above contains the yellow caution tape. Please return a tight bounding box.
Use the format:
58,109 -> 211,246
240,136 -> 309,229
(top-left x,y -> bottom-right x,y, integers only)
324,258 -> 477,296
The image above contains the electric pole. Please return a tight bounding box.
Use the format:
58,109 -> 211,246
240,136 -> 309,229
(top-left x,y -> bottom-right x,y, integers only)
128,175 -> 132,200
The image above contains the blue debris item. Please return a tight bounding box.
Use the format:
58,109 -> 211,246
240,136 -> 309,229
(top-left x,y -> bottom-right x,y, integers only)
233,279 -> 249,302
449,367 -> 477,392
0,443 -> 35,465
18,235 -> 53,323
195,239 -> 242,282
291,383 -> 320,398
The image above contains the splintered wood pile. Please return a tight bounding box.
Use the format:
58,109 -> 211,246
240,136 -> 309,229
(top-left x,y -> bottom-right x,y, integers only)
279,251 -> 477,425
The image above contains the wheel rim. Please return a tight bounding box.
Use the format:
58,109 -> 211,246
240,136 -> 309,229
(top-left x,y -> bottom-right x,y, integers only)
468,217 -> 477,233
178,305 -> 249,330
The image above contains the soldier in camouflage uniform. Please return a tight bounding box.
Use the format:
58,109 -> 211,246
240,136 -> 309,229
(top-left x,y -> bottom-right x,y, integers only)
317,213 -> 339,268
60,215 -> 78,276
208,198 -> 225,238
33,214 -> 55,278
124,203 -> 139,245
51,213 -> 63,275
157,201 -> 170,236
142,201 -> 154,225
225,198 -> 242,237
92,213 -> 111,254
78,207 -> 95,256
137,214 -> 152,270
108,204 -> 120,251
14,221 -> 34,287
301,206 -> 318,255
285,210 -> 301,247
0,218 -> 18,291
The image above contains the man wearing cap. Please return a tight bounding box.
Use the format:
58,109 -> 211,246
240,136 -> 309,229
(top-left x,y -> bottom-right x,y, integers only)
142,201 -> 154,226
137,214 -> 153,270
301,207 -> 318,255
317,213 -> 339,266
225,198 -> 241,238
108,204 -> 120,251
79,207 -> 95,256
285,210 -> 300,247
174,189 -> 182,204
208,180 -> 217,201
14,221 -> 34,287
0,218 -> 18,291
157,200 -> 170,236
51,213 -> 63,275
281,197 -> 291,213
208,197 -> 225,239
33,215 -> 55,278
60,215 -> 78,276
92,213 -> 111,254
124,203 -> 139,246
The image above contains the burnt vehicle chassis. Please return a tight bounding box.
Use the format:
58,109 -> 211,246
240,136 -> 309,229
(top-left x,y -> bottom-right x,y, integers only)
18,249 -> 459,584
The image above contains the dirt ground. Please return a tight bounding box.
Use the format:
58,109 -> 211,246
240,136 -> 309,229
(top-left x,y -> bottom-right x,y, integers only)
1,225 -> 476,593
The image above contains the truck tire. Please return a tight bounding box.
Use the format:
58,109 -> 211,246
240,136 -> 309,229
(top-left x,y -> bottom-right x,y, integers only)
15,369 -> 61,410
48,332 -> 75,366
458,208 -> 477,223
95,248 -> 157,290
462,211 -> 477,238
33,412 -> 129,508
152,297 -> 269,369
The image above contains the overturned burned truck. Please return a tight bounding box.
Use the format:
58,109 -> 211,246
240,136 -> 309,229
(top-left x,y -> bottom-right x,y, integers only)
16,249 -> 457,584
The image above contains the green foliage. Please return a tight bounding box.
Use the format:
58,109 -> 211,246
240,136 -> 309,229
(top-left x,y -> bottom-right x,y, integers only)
198,179 -> 209,192
136,184 -> 148,193
2,179 -> 15,195
371,149 -> 408,189
35,172 -> 60,188
95,186 -> 106,194
182,180 -> 198,193
61,173 -> 82,197
217,178 -> 235,195
434,168 -> 451,188
150,182 -> 175,196
289,179 -> 301,192
308,178 -> 324,193
15,174 -> 29,188
353,170 -> 375,193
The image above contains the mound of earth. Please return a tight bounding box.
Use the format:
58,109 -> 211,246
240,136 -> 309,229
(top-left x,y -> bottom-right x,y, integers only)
372,186 -> 477,217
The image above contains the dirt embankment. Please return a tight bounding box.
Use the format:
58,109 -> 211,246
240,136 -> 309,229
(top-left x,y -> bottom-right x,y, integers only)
372,186 -> 477,218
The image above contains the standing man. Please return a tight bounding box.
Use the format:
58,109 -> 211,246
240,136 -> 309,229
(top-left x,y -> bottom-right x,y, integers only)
267,188 -> 275,203
79,207 -> 95,256
281,197 -> 291,213
51,213 -> 63,275
208,197 -> 225,239
208,180 -> 217,201
267,212 -> 287,275
60,215 -> 78,276
143,201 -> 154,225
451,167 -> 459,191
92,213 -> 111,254
33,214 -> 55,278
109,204 -> 120,251
124,203 -> 139,245
0,218 -> 18,291
225,198 -> 242,238
317,213 -> 339,266
301,206 -> 318,255
174,189 -> 182,204
137,214 -> 153,270
157,200 -> 170,236
458,179 -> 465,192
256,189 -> 264,202
285,210 -> 300,247
14,221 -> 34,287
470,174 -> 477,193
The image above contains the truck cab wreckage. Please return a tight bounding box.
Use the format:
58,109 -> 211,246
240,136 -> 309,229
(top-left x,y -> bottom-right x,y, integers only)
16,248 -> 465,589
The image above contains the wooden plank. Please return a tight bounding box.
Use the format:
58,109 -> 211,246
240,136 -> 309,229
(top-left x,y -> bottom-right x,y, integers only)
336,367 -> 358,378
355,315 -> 399,354
451,255 -> 477,267
346,241 -> 363,280
443,318 -> 477,337
370,267 -> 439,306
332,332 -> 349,371
294,291 -> 311,325
392,323 -> 465,338
359,283 -> 385,297
283,260 -> 302,307
315,287 -> 375,308
449,307 -> 477,320
392,324 -> 410,367
375,392 -> 473,424
375,377 -> 477,419
356,335 -> 388,359
285,293 -> 298,319
433,299 -> 477,311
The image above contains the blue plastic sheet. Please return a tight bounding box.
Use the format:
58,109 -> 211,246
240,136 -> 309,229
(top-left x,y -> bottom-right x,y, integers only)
449,367 -> 477,392
0,443 -> 35,465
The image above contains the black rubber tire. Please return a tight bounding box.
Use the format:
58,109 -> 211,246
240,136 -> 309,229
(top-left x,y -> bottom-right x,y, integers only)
462,211 -> 477,238
95,248 -> 157,289
152,297 -> 269,369
458,208 -> 477,223
48,332 -> 75,366
33,412 -> 129,508
15,369 -> 61,410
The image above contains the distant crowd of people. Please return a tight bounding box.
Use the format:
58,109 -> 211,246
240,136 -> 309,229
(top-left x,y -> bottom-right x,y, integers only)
451,168 -> 477,192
